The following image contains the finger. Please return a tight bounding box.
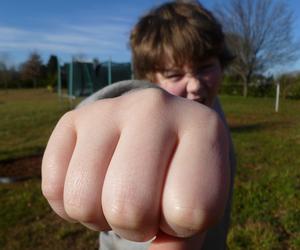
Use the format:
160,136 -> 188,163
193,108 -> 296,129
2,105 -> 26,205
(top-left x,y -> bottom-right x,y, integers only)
63,108 -> 120,231
161,113 -> 230,237
41,111 -> 76,221
102,116 -> 177,242
149,231 -> 205,250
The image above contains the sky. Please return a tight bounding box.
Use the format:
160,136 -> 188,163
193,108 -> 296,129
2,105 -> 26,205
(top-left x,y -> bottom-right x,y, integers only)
0,0 -> 299,74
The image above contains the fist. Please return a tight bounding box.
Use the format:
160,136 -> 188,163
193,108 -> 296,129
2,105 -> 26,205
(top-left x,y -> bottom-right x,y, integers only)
42,88 -> 229,243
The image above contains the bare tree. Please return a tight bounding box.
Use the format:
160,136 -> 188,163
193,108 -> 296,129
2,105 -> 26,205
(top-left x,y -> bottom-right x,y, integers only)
278,72 -> 300,99
0,62 -> 8,89
0,53 -> 12,89
20,52 -> 43,88
217,0 -> 299,96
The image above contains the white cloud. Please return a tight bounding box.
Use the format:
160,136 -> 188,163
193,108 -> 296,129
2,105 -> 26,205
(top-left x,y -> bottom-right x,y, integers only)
67,23 -> 130,35
0,18 -> 131,63
0,26 -> 32,41
43,34 -> 97,45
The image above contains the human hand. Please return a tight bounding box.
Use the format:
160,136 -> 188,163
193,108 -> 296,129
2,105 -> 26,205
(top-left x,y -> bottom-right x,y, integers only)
42,88 -> 230,249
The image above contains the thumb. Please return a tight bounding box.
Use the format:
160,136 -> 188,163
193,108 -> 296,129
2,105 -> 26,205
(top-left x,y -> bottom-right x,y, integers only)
148,231 -> 206,250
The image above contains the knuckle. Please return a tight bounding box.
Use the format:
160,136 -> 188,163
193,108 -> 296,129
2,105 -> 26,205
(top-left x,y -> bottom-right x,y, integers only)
59,110 -> 75,126
64,197 -> 96,222
165,206 -> 209,237
63,187 -> 97,222
41,181 -> 63,202
52,110 -> 76,133
127,88 -> 170,115
105,201 -> 145,229
104,200 -> 158,241
141,88 -> 169,110
118,88 -> 174,131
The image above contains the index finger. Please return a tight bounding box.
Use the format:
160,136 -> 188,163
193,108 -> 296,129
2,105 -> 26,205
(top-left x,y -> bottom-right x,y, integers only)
41,111 -> 76,221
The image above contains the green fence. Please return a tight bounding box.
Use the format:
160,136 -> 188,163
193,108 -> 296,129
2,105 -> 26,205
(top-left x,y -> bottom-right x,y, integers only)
60,61 -> 132,97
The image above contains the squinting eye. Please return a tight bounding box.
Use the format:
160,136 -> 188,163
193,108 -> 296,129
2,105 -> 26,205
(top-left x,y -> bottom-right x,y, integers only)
199,64 -> 215,73
167,74 -> 183,80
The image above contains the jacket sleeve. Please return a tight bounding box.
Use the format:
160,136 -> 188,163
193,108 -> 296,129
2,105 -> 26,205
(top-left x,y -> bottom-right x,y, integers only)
76,80 -> 161,109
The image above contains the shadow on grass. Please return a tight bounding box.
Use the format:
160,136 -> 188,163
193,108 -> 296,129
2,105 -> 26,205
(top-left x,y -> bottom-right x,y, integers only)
0,154 -> 42,181
229,121 -> 285,133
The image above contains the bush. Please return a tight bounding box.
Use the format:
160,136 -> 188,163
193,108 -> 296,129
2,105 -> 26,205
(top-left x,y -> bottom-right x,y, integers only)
219,83 -> 244,96
283,82 -> 300,99
248,84 -> 276,98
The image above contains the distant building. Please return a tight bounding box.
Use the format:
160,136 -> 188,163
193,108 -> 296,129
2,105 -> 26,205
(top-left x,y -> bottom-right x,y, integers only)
61,61 -> 132,97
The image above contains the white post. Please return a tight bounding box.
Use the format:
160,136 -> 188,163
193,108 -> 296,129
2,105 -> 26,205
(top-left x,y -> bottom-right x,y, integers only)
275,82 -> 280,112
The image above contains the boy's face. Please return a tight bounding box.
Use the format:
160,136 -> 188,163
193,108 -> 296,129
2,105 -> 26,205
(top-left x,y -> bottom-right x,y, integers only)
154,57 -> 222,107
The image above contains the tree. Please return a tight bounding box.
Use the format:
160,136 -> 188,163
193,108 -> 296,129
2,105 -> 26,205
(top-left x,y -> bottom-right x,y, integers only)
9,66 -> 21,88
46,55 -> 58,88
0,62 -> 8,89
278,72 -> 300,99
47,55 -> 58,75
217,0 -> 299,97
0,53 -> 12,89
20,52 -> 43,88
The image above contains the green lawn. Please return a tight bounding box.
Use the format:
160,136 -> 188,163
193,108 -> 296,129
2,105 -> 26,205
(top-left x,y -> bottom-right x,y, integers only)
220,95 -> 300,250
0,89 -> 299,249
0,89 -> 78,161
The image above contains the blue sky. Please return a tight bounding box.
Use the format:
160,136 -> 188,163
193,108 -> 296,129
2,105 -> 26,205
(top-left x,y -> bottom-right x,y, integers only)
0,0 -> 299,73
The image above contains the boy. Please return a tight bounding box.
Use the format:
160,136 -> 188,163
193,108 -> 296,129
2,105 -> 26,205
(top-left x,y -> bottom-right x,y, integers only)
42,1 -> 235,249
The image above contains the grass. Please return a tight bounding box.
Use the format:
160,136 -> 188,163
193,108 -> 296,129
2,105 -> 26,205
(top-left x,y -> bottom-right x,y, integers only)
0,180 -> 98,250
0,89 -> 299,249
0,89 -> 97,250
220,95 -> 300,250
0,89 -> 79,161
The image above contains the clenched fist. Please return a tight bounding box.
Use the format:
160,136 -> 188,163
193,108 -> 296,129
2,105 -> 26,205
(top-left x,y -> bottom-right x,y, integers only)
42,88 -> 230,249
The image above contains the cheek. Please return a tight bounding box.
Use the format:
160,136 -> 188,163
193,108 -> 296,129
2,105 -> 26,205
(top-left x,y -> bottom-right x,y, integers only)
159,82 -> 186,97
206,72 -> 222,93
168,86 -> 185,96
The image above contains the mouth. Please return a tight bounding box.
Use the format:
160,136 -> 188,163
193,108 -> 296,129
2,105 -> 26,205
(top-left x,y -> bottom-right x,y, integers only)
191,97 -> 207,105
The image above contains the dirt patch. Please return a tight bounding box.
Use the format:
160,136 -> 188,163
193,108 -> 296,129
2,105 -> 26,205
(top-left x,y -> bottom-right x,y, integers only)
0,155 -> 42,178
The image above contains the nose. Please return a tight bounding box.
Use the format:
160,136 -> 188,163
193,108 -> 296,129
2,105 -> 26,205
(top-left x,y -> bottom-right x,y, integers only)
186,76 -> 201,95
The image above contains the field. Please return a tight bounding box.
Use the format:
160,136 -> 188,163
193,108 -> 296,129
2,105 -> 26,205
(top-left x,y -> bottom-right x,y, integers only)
0,89 -> 299,249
